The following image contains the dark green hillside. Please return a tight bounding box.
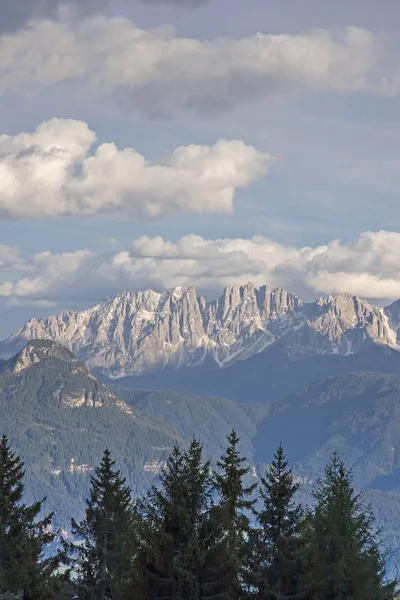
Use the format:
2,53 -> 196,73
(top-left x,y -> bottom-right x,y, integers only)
254,372 -> 400,487
110,385 -> 269,460
251,372 -> 400,579
0,340 -> 265,530
0,340 -> 183,527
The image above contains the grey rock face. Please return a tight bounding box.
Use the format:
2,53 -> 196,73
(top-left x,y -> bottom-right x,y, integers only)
280,293 -> 395,359
13,340 -> 77,374
0,285 -> 398,378
384,299 -> 400,345
8,339 -> 133,411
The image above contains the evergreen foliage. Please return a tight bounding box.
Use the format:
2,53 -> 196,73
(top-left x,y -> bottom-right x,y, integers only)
252,444 -> 305,600
0,434 -> 64,600
70,448 -> 135,600
0,431 -> 396,600
211,429 -> 257,600
307,453 -> 397,600
0,340 -> 184,529
138,439 -> 214,600
5,341 -> 400,574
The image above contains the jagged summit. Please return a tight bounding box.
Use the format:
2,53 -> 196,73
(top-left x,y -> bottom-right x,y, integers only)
0,283 -> 398,379
0,340 -> 187,527
11,339 -> 78,374
4,339 -> 142,415
277,292 -> 394,359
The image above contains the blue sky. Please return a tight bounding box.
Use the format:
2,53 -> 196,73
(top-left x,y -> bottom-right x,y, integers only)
0,0 -> 399,337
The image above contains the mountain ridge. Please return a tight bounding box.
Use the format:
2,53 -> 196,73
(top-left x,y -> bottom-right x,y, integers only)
0,283 -> 398,380
0,339 -> 263,526
0,339 -> 186,526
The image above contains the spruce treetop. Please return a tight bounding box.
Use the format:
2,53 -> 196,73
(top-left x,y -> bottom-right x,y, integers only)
0,434 -> 64,600
215,429 -> 257,513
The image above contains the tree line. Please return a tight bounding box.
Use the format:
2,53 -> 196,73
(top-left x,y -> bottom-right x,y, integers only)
0,431 -> 397,600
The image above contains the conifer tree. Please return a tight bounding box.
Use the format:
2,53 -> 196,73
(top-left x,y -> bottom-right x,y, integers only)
210,429 -> 257,600
70,448 -> 135,600
138,439 -> 214,600
253,444 -> 304,600
308,452 -> 397,600
0,434 -> 64,600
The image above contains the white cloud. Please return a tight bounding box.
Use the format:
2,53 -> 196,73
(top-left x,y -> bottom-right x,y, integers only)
0,245 -> 24,269
0,118 -> 273,219
2,231 -> 400,306
271,231 -> 400,299
0,16 -> 385,114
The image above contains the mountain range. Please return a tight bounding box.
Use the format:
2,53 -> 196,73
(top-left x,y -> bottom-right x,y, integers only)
2,283 -> 400,403
0,284 -> 303,376
3,283 -> 400,575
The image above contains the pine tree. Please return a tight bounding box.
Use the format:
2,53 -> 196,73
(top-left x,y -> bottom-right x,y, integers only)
0,434 -> 64,600
138,439 -> 214,600
70,448 -> 135,600
210,429 -> 257,600
253,444 -> 304,600
308,452 -> 397,600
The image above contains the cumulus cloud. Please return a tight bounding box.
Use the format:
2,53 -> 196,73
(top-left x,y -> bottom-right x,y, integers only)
2,231 -> 400,307
273,231 -> 400,300
0,245 -> 25,269
0,235 -> 300,303
0,118 -> 272,219
0,16 -> 383,114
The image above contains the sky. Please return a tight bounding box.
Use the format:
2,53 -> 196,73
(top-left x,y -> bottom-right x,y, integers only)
0,0 -> 400,337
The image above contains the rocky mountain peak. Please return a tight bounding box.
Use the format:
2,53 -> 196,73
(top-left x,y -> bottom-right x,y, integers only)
8,339 -> 138,414
1,283 -> 303,377
384,299 -> 400,345
280,293 -> 395,359
1,284 -> 399,379
169,286 -> 193,301
13,340 -> 78,374
319,293 -> 378,325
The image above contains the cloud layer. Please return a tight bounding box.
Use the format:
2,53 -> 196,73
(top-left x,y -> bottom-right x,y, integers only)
0,16 -> 385,114
0,118 -> 272,219
1,231 -> 400,308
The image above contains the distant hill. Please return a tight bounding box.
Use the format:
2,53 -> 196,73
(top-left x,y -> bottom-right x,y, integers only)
0,340 -> 262,528
254,371 -> 400,488
252,371 -> 400,577
110,385 -> 268,460
0,340 -> 184,527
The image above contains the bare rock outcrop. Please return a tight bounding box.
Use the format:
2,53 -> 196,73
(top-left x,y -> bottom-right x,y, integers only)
1,284 -> 398,378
